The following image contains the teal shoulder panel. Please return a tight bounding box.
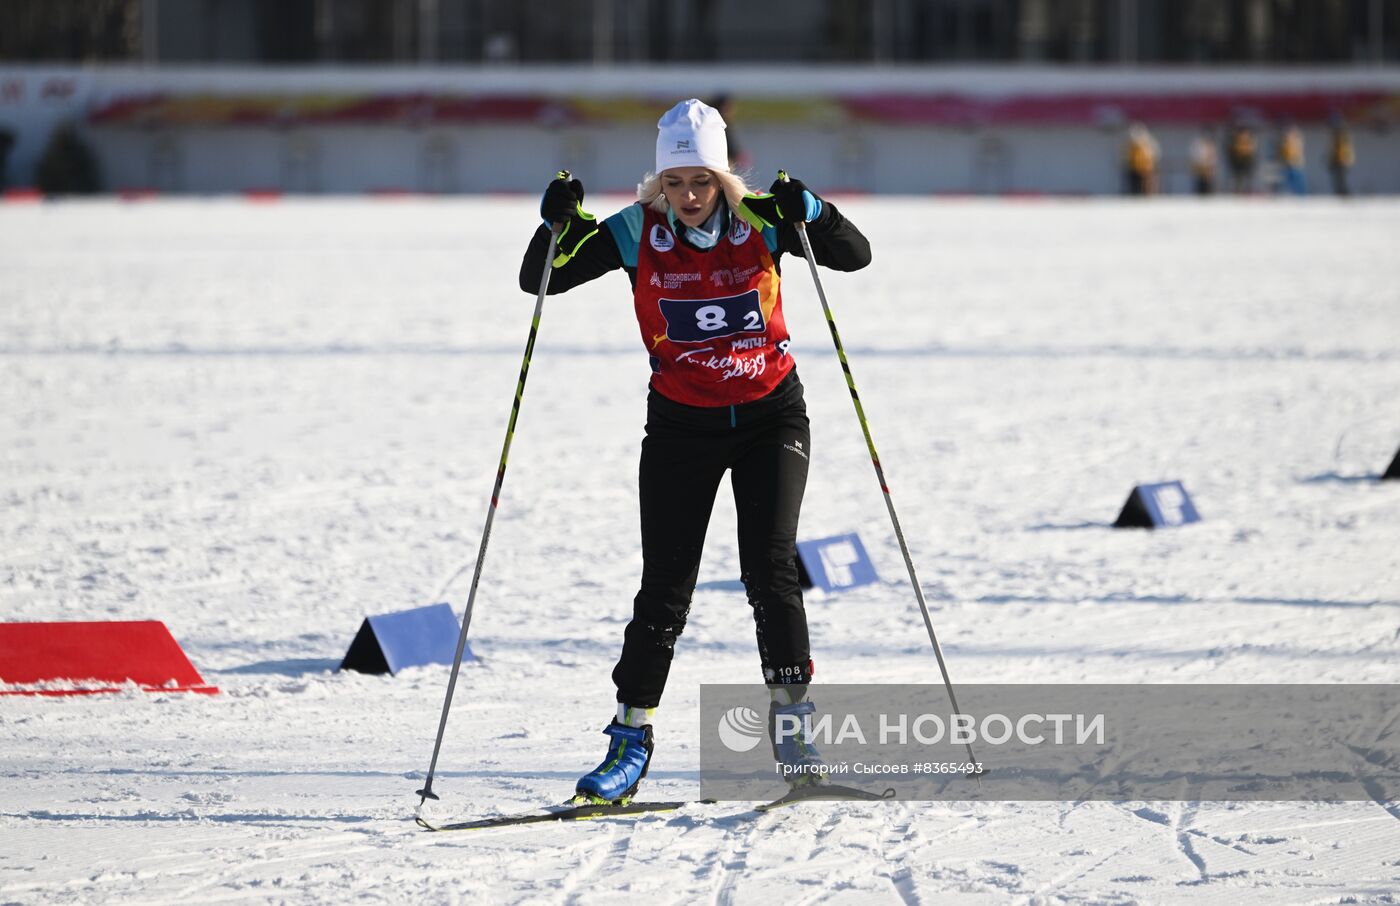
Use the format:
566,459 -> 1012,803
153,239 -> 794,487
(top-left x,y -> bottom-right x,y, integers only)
605,204 -> 644,269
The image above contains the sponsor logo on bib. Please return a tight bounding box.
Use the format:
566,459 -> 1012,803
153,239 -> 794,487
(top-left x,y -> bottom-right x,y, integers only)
650,224 -> 676,252
664,271 -> 702,289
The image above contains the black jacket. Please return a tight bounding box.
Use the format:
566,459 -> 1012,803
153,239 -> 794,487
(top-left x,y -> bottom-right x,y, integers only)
518,198 -> 871,295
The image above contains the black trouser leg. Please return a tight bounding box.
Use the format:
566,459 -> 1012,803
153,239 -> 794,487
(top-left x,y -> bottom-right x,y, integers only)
611,423 -> 726,708
732,408 -> 812,689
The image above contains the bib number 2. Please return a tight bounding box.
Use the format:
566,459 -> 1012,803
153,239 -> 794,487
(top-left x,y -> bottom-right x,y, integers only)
660,290 -> 765,343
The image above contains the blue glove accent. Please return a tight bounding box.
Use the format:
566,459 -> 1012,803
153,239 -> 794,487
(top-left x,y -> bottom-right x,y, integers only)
800,190 -> 822,223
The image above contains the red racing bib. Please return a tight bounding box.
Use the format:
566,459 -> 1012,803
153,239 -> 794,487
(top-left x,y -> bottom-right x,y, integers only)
635,205 -> 793,407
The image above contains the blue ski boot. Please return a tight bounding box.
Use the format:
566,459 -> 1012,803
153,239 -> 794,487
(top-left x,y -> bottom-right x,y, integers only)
575,717 -> 654,804
770,698 -> 826,789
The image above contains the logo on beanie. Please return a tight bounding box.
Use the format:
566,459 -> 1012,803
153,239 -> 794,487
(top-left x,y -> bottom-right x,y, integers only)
717,706 -> 765,753
649,224 -> 675,252
676,140 -> 690,151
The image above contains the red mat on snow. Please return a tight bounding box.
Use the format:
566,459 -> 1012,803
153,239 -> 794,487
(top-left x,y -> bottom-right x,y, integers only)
0,620 -> 218,696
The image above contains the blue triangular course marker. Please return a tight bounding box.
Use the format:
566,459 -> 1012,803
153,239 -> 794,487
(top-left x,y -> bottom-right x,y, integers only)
795,533 -> 879,592
338,603 -> 471,675
1113,481 -> 1202,529
1383,447 -> 1399,480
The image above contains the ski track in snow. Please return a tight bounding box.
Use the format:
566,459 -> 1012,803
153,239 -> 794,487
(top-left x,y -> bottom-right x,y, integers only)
2,197 -> 1399,904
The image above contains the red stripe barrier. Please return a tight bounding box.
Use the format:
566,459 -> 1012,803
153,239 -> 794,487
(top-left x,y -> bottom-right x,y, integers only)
2,188 -> 43,203
0,620 -> 218,696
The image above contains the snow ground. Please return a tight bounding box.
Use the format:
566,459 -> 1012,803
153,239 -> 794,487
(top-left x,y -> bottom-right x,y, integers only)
2,196 -> 1398,904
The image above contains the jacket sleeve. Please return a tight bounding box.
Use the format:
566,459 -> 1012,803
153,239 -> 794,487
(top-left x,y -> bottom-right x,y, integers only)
775,200 -> 871,272
518,220 -> 625,295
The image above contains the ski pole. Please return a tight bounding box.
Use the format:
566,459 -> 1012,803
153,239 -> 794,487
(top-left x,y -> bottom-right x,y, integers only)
415,173 -> 568,810
779,172 -> 979,771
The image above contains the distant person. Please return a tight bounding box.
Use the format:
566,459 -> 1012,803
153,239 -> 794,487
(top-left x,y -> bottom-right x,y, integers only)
1122,122 -> 1159,196
1328,119 -> 1355,197
1277,122 -> 1306,195
1226,122 -> 1257,194
0,126 -> 15,191
1189,127 -> 1218,196
710,94 -> 753,172
35,123 -> 101,195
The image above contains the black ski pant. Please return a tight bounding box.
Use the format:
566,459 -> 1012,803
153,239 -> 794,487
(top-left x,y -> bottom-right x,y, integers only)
613,370 -> 813,709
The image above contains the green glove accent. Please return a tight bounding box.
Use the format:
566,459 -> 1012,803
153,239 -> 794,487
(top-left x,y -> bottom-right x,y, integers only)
552,206 -> 598,267
738,193 -> 781,230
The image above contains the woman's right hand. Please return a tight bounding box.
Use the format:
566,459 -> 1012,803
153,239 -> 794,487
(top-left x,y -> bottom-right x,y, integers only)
541,173 -> 586,226
539,172 -> 599,266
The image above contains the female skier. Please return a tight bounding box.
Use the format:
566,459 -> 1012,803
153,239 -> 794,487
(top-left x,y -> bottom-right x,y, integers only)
519,98 -> 871,803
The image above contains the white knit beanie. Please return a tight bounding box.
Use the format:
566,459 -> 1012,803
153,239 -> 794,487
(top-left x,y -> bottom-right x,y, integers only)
655,98 -> 729,174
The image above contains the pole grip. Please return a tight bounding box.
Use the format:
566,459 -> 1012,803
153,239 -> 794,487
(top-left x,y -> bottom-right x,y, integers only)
550,169 -> 573,233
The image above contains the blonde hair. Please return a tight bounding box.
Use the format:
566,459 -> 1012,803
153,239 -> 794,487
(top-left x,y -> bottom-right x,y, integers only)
638,168 -> 755,215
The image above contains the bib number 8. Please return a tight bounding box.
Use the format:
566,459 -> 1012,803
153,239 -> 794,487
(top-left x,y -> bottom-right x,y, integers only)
696,305 -> 728,332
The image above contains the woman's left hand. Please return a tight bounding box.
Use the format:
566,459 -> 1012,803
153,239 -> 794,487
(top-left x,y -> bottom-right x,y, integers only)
768,175 -> 823,224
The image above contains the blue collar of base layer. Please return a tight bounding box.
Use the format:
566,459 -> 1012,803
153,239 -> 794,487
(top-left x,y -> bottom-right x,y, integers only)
667,201 -> 728,250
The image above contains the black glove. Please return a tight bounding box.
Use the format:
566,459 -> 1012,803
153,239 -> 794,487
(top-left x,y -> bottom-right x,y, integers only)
540,172 -> 586,225
769,174 -> 822,223
539,171 -> 598,265
738,172 -> 823,228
